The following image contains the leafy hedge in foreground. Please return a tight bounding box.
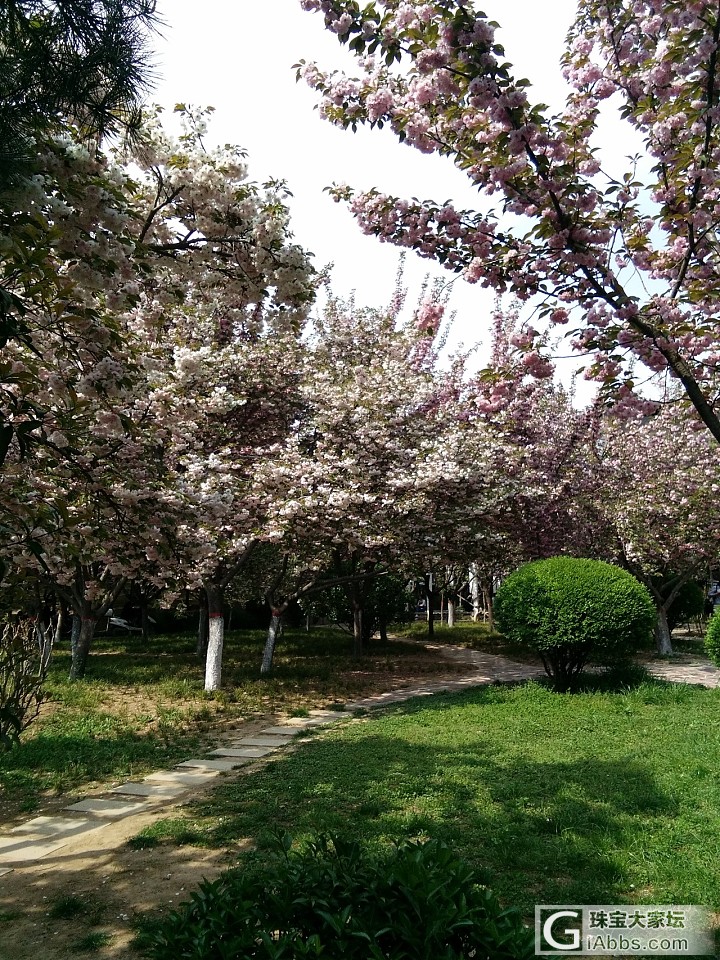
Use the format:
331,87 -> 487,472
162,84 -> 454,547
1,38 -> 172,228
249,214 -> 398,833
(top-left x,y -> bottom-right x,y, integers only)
140,834 -> 533,960
705,611 -> 720,666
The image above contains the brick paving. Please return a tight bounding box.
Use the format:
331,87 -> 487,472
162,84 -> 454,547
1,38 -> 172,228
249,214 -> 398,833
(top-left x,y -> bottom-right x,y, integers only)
0,643 -> 717,878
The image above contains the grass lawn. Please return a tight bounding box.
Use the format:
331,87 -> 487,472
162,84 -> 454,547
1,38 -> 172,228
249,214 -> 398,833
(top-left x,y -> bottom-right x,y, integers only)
394,617 -> 567,662
394,618 -> 512,649
131,677 -> 720,918
0,626 -> 470,822
395,614 -> 709,653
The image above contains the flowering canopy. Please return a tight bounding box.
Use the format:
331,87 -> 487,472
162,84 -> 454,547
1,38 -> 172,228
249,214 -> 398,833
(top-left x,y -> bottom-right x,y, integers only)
299,0 -> 720,441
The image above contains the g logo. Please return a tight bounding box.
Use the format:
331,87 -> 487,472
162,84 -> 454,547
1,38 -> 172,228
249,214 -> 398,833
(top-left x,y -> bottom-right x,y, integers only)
542,910 -> 581,951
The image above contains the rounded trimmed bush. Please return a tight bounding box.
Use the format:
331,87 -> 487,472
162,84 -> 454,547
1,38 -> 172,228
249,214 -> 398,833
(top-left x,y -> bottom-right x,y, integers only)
494,557 -> 655,691
704,611 -> 720,666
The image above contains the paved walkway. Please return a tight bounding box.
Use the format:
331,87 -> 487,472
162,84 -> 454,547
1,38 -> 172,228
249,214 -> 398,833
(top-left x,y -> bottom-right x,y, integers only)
639,652 -> 720,687
0,644 -> 717,879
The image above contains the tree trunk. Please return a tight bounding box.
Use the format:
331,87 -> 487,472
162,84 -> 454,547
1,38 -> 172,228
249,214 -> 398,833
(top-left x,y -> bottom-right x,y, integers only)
70,614 -> 81,659
197,592 -> 209,660
53,605 -> 64,647
140,594 -> 150,645
69,615 -> 96,680
352,602 -> 363,655
447,597 -> 456,628
655,606 -> 674,655
469,564 -> 482,622
204,582 -> 224,692
482,581 -> 494,632
261,608 -> 284,675
425,574 -> 435,638
341,577 -> 366,656
35,621 -> 53,672
379,618 -> 388,643
640,572 -> 678,656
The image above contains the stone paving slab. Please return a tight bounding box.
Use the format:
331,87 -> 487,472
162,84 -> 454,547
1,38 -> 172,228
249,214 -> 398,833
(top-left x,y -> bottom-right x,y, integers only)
260,727 -> 300,736
269,719 -> 311,727
145,769 -> 220,786
64,798 -> 150,817
0,868 -> 13,877
272,717 -> 336,729
209,747 -> 269,759
176,758 -> 245,772
308,710 -> 347,719
342,673 -> 502,711
110,782 -> 185,799
0,836 -> 69,862
235,736 -> 292,748
285,717 -> 341,727
10,816 -> 105,839
222,745 -> 274,758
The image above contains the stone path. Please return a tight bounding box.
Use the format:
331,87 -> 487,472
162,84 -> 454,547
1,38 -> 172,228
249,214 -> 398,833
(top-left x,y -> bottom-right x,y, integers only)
0,709 -> 347,879
640,653 -> 720,687
0,643 -> 717,879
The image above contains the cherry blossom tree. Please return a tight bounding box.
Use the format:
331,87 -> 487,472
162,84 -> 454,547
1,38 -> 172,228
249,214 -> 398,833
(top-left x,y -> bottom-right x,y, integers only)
254,284 -> 448,662
594,406 -> 720,653
1,110 -> 316,685
0,132 -> 147,474
0,129 -> 177,678
122,108 -> 316,691
299,0 -> 720,442
242,279 -> 504,667
466,311 -> 720,654
293,288 -> 537,649
0,282 -> 183,679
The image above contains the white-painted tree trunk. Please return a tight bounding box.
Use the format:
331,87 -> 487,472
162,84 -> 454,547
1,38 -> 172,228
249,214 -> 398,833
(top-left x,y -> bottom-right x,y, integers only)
53,606 -> 64,647
469,564 -> 482,622
447,598 -> 456,628
204,583 -> 224,691
483,582 -> 494,632
425,575 -> 435,638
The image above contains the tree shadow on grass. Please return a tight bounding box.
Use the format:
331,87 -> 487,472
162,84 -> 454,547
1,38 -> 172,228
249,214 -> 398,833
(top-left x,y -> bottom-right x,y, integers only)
0,725 -> 204,802
188,723 -> 674,913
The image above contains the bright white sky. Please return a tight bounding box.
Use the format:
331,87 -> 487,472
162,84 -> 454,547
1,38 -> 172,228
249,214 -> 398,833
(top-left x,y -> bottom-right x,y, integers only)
152,0 -> 586,378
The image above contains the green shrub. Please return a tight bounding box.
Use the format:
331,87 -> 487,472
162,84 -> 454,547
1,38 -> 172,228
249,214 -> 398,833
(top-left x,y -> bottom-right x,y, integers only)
494,558 -> 654,691
139,834 -> 533,960
704,612 -> 720,666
